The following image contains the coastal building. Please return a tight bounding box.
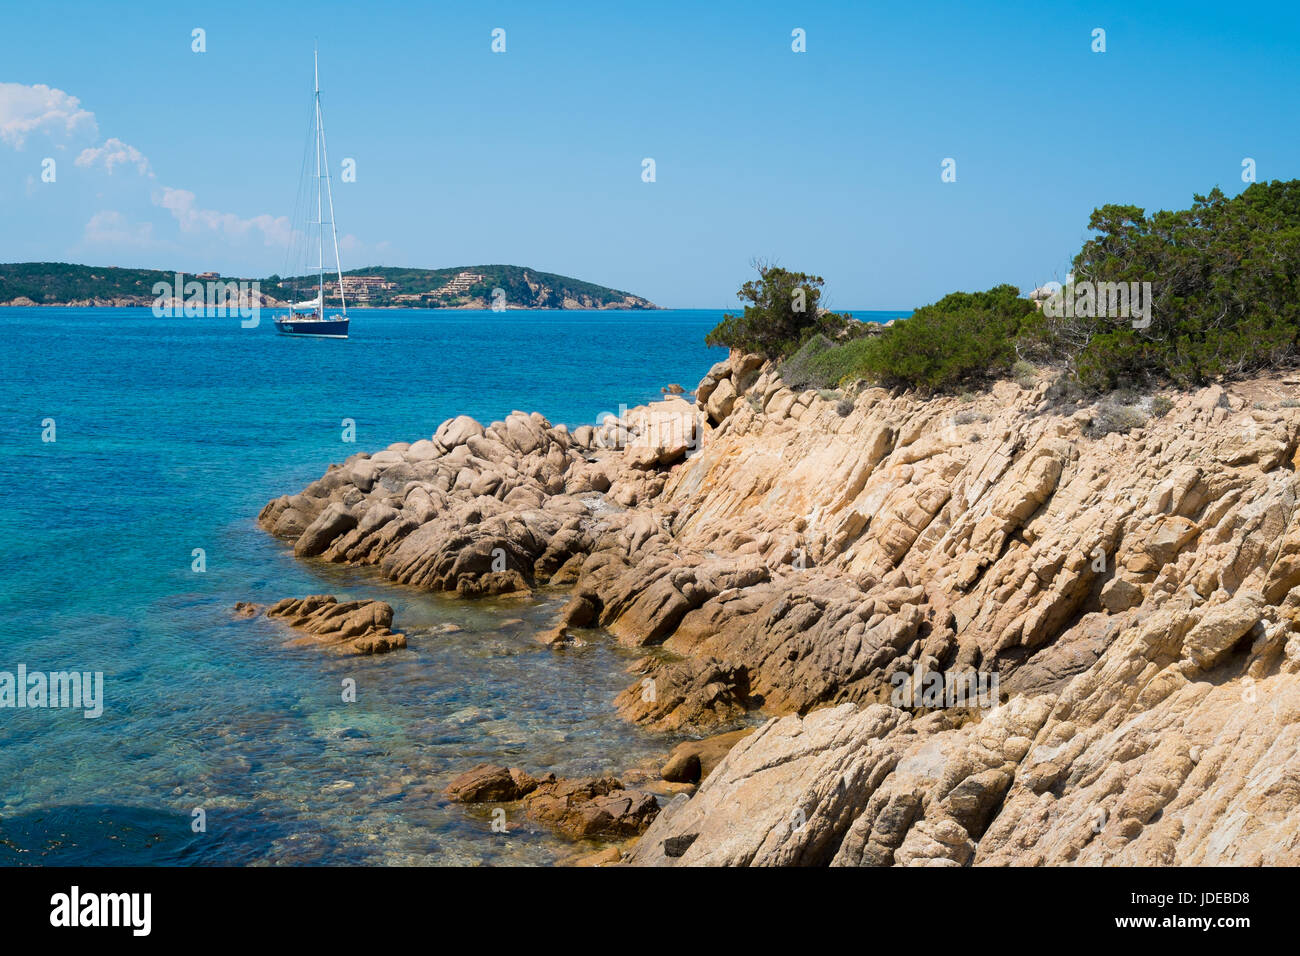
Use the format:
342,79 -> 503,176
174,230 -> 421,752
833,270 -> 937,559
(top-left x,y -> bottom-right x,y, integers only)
434,271 -> 487,297
317,275 -> 397,302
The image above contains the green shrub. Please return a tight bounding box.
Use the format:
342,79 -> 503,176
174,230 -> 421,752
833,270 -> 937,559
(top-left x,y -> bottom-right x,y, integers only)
1150,395 -> 1174,416
706,262 -> 850,358
1042,373 -> 1088,408
1088,397 -> 1149,437
717,179 -> 1300,395
843,285 -> 1037,391
779,334 -> 865,390
1012,360 -> 1038,389
1029,180 -> 1300,389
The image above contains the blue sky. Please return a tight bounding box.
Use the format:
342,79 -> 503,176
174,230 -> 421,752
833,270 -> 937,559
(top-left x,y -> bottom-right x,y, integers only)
2,0 -> 1298,308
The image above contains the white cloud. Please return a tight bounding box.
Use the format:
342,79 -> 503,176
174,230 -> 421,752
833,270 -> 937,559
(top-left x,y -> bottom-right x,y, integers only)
0,82 -> 97,148
76,137 -> 153,177
83,210 -> 155,246
154,186 -> 292,247
3,81 -> 360,263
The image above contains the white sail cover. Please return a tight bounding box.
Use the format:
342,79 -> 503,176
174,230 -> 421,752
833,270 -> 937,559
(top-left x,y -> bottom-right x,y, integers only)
291,297 -> 321,311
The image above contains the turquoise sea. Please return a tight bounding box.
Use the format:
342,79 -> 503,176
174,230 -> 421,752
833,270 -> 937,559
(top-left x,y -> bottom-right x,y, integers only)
0,305 -> 906,865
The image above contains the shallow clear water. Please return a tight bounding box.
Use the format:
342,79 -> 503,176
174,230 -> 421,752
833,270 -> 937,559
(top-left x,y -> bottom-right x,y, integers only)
0,305 -> 906,865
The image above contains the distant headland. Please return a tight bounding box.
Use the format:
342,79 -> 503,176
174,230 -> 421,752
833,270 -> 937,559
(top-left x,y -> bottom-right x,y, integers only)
0,262 -> 659,310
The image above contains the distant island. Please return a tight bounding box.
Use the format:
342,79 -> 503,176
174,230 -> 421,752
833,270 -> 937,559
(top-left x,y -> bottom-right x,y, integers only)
0,262 -> 659,310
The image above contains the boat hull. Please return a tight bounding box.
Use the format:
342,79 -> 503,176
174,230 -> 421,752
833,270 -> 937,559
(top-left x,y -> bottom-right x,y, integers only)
275,316 -> 349,339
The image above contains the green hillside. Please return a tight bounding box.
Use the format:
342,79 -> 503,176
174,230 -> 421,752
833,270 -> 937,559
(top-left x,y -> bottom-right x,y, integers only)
0,261 -> 658,310
267,265 -> 657,309
0,263 -> 175,304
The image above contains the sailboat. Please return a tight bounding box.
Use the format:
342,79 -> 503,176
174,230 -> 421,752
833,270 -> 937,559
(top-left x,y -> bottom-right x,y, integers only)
275,50 -> 349,339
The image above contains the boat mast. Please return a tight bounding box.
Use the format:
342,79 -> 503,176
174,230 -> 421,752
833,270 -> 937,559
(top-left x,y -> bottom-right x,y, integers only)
315,48 -> 348,316
314,48 -> 323,314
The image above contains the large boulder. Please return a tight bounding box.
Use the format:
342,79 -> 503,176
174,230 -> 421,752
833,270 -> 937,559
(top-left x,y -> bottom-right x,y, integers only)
443,764 -> 548,802
630,704 -> 911,866
660,728 -> 755,783
434,415 -> 486,450
1180,590 -> 1267,671
523,776 -> 659,839
705,377 -> 738,424
294,502 -> 357,557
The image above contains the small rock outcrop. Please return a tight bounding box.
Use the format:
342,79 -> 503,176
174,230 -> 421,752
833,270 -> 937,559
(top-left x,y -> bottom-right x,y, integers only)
444,764 -> 659,840
252,595 -> 406,655
443,763 -> 551,803
524,777 -> 659,840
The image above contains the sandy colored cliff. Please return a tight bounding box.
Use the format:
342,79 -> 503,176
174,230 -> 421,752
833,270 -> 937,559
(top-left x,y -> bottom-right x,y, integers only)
260,350 -> 1300,865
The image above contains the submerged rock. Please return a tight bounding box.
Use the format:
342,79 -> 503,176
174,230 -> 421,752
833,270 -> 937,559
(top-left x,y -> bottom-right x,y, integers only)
443,764 -> 549,803
444,764 -> 659,840
523,777 -> 658,840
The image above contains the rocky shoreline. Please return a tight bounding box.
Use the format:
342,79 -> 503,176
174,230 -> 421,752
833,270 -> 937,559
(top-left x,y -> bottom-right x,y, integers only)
258,350 -> 1300,865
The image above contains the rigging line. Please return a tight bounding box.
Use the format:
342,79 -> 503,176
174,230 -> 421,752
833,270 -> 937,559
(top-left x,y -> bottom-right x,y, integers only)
282,90 -> 316,298
314,54 -> 324,307
316,75 -> 348,315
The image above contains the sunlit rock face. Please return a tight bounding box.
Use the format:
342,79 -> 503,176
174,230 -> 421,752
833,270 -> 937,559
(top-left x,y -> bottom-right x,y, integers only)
262,349 -> 1300,865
